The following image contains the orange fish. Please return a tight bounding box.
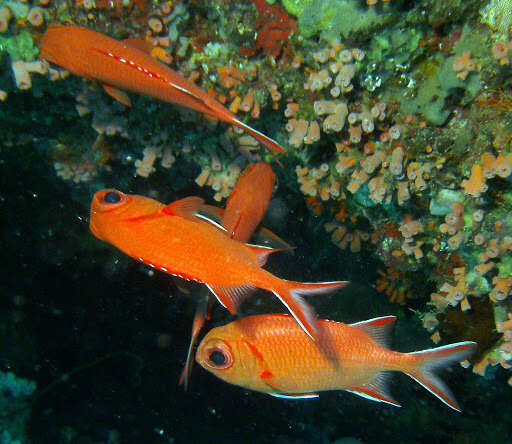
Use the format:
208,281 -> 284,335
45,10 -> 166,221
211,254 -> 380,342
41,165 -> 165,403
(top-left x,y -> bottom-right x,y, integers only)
90,189 -> 348,339
196,314 -> 476,411
40,24 -> 284,156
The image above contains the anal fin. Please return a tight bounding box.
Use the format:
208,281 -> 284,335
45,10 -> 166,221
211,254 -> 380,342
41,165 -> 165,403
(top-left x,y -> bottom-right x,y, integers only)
269,392 -> 319,400
346,371 -> 401,407
207,284 -> 256,314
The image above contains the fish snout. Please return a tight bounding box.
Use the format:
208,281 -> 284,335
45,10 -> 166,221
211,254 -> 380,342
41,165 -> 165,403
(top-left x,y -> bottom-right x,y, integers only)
89,189 -> 128,240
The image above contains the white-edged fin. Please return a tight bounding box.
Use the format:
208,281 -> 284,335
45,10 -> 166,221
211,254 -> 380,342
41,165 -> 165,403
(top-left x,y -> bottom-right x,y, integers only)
162,196 -> 205,219
195,212 -> 227,232
350,316 -> 396,348
246,244 -> 291,267
207,284 -> 257,314
272,280 -> 349,341
405,341 -> 477,412
346,371 -> 400,407
269,392 -> 319,400
232,117 -> 286,156
196,205 -> 226,231
254,227 -> 294,252
271,290 -> 317,341
346,384 -> 402,407
179,293 -> 210,390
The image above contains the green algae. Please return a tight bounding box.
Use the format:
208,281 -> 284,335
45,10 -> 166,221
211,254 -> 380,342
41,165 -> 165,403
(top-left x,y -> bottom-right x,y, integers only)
0,29 -> 39,62
281,0 -> 310,17
284,0 -> 391,41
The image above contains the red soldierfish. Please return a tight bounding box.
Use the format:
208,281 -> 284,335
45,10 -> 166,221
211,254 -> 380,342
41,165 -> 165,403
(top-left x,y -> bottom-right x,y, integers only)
40,24 -> 285,156
221,161 -> 276,242
196,314 -> 476,411
89,189 -> 348,340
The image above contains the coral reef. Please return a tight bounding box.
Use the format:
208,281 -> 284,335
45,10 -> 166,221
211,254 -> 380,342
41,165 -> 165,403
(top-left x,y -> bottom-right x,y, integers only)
2,1 -> 512,439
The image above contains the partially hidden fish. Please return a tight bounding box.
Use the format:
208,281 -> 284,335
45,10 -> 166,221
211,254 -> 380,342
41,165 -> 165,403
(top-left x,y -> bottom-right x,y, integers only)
221,161 -> 276,242
196,314 -> 477,411
40,24 -> 285,157
90,190 -> 348,340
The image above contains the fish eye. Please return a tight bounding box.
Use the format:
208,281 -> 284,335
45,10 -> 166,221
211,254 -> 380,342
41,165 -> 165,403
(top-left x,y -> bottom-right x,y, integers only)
103,191 -> 122,204
204,344 -> 233,370
209,350 -> 226,366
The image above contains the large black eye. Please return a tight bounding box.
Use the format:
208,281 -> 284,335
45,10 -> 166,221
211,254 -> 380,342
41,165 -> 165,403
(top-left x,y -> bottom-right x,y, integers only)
203,342 -> 233,370
209,350 -> 226,366
103,191 -> 121,204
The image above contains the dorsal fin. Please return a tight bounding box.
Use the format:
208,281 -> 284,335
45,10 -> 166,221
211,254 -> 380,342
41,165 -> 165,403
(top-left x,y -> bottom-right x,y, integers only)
162,197 -> 205,219
255,227 -> 293,251
122,38 -> 153,54
350,316 -> 396,348
246,244 -> 294,267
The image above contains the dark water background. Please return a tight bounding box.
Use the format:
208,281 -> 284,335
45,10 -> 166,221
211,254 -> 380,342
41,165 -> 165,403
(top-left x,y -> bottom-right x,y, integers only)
1,139 -> 511,444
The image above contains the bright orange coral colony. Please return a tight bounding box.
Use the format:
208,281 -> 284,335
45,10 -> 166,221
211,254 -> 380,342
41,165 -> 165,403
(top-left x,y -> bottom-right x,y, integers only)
241,0 -> 297,59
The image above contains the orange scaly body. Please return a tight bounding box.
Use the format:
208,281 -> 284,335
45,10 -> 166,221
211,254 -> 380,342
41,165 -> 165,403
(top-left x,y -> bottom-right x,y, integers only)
197,314 -> 476,411
90,190 -> 347,339
40,24 -> 284,156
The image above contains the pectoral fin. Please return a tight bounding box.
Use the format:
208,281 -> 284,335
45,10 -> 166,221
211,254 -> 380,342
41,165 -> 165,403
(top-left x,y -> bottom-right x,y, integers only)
103,84 -> 132,107
179,291 -> 212,390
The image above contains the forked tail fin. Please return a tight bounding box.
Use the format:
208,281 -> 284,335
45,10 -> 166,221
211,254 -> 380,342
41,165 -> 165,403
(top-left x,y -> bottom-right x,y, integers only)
272,281 -> 349,341
405,341 -> 477,412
